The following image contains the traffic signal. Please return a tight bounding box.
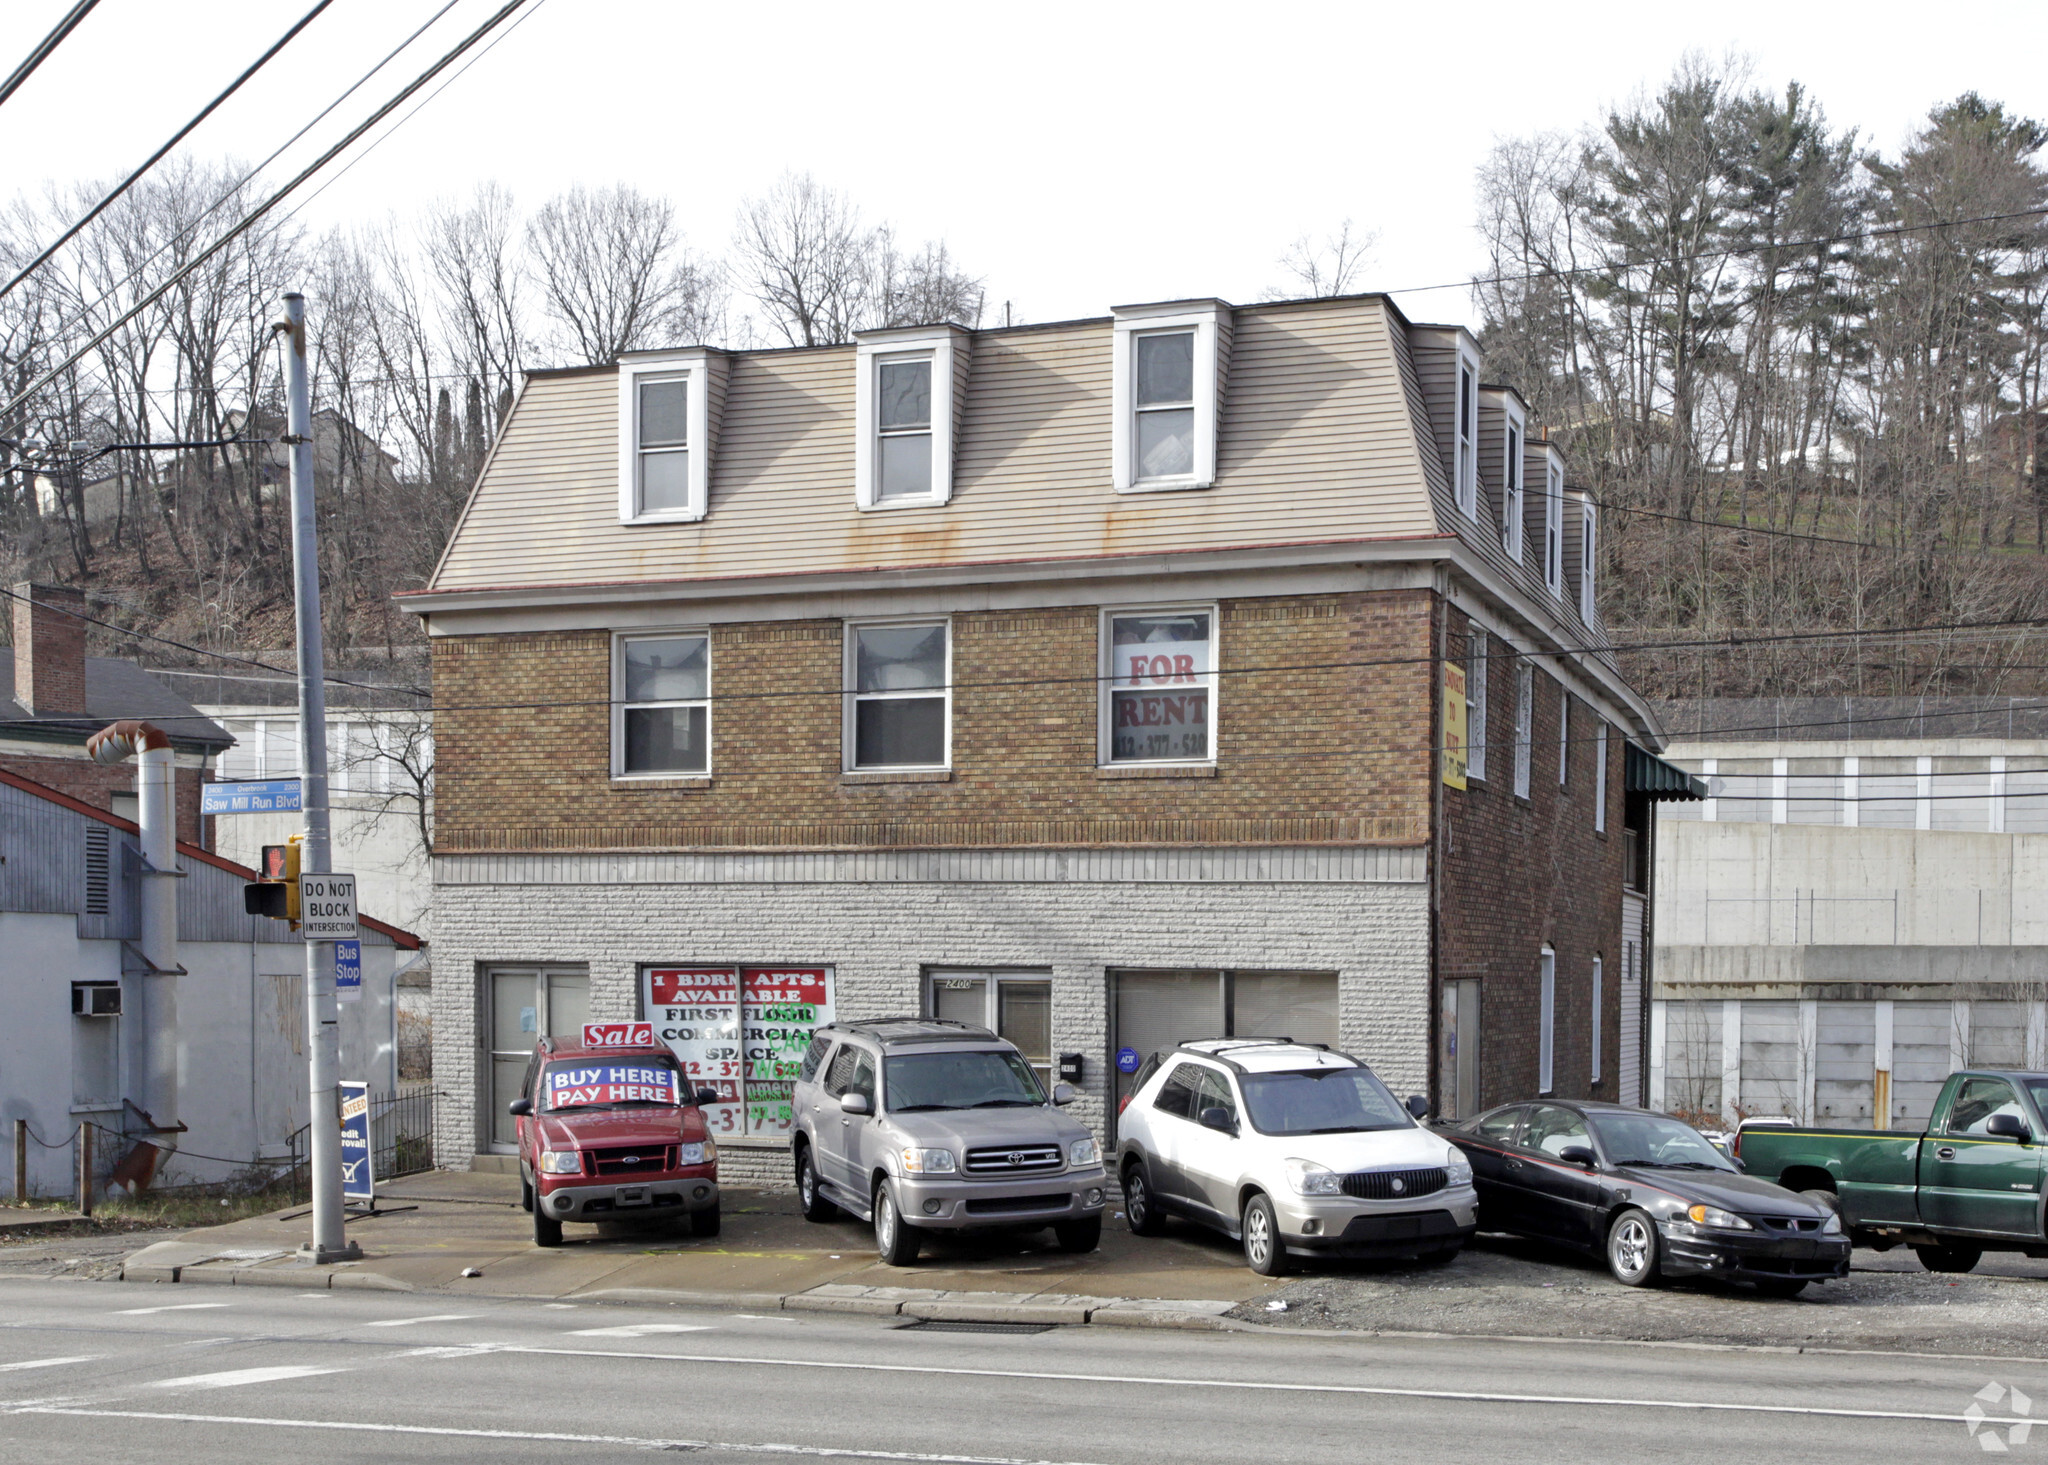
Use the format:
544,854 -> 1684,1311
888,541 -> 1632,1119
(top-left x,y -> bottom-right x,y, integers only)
244,837 -> 301,925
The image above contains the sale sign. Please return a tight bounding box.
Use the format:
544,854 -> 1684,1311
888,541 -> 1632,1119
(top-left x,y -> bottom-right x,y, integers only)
583,1022 -> 654,1049
544,1064 -> 679,1109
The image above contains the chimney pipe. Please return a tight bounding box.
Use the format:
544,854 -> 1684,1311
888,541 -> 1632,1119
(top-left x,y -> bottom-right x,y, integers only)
11,581 -> 87,716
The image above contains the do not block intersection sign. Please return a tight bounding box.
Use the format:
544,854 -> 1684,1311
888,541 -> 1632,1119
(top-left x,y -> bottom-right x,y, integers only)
299,872 -> 358,941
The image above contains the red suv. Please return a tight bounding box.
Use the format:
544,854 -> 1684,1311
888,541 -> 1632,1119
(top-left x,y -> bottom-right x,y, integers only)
507,1038 -> 722,1247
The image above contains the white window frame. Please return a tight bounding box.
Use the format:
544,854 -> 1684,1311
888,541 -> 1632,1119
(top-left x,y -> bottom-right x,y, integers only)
1590,954 -> 1604,1084
1454,352 -> 1480,519
1502,406 -> 1525,559
618,351 -> 716,523
1466,626 -> 1488,783
1513,661 -> 1533,799
1578,498 -> 1599,624
1538,946 -> 1556,1095
1558,682 -> 1569,786
844,617 -> 952,773
1099,603 -> 1220,768
1543,459 -> 1565,597
1594,718 -> 1609,832
612,630 -> 712,779
1111,302 -> 1228,493
854,327 -> 962,510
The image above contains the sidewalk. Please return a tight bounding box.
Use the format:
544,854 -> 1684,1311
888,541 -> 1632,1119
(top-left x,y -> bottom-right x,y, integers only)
118,1169 -> 1254,1330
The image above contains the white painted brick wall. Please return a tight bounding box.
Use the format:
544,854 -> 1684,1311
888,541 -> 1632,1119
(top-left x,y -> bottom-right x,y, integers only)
432,869 -> 1429,1180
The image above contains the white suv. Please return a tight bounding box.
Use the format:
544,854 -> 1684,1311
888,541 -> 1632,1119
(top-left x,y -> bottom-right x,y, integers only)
1115,1039 -> 1477,1275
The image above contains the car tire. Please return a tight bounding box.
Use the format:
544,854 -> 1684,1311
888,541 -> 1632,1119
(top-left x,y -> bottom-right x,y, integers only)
1241,1192 -> 1288,1277
1754,1277 -> 1808,1298
1606,1207 -> 1661,1287
1417,1243 -> 1461,1266
1122,1162 -> 1166,1237
874,1181 -> 922,1266
690,1202 -> 721,1238
1053,1216 -> 1102,1254
533,1202 -> 563,1248
1914,1243 -> 1982,1274
520,1175 -> 534,1213
796,1146 -> 837,1222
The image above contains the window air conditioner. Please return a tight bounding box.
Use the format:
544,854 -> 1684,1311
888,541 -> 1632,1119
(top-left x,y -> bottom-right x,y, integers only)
72,982 -> 122,1017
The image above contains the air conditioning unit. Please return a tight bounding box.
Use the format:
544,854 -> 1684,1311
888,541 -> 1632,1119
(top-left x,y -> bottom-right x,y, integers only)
72,982 -> 121,1017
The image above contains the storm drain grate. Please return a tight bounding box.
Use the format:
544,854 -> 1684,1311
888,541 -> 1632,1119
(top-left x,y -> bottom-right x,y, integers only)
897,1319 -> 1058,1335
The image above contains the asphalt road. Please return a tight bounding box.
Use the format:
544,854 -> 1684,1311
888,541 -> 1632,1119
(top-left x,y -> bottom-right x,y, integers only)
0,1276 -> 2034,1463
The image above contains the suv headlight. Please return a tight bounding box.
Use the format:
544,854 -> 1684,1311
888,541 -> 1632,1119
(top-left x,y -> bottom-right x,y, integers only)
1068,1137 -> 1100,1168
538,1149 -> 582,1175
1686,1203 -> 1754,1231
677,1142 -> 710,1166
900,1147 -> 956,1174
1444,1153 -> 1474,1186
1284,1158 -> 1344,1197
1820,1209 -> 1843,1235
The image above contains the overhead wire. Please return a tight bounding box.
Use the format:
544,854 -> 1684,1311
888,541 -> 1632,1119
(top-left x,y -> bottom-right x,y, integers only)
0,0 -> 96,113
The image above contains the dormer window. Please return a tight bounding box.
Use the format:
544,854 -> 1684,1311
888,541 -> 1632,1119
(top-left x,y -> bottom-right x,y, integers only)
855,325 -> 965,510
1577,498 -> 1599,624
1502,411 -> 1525,560
1454,354 -> 1479,518
1543,459 -> 1564,597
1111,301 -> 1230,493
618,349 -> 724,523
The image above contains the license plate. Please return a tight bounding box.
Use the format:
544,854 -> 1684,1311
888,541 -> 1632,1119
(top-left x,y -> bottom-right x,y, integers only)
617,1186 -> 649,1207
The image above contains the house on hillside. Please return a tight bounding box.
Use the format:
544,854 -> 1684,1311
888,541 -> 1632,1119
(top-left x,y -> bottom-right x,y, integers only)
400,293 -> 1700,1181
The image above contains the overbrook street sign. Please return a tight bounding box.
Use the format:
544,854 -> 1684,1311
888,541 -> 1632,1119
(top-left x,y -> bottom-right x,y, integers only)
298,872 -> 358,942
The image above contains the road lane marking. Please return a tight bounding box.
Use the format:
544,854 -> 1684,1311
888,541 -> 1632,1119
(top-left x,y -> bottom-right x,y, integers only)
0,1407 -> 1111,1464
0,1357 -> 95,1374
114,1304 -> 231,1316
361,1315 -> 478,1328
567,1323 -> 714,1338
149,1366 -> 342,1391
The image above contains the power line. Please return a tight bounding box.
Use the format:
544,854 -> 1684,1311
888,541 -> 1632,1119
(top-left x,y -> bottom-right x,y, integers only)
0,0 -> 96,113
0,0 -> 333,306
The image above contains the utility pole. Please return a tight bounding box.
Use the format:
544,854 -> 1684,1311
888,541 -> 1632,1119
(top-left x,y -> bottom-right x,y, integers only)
280,291 -> 356,1263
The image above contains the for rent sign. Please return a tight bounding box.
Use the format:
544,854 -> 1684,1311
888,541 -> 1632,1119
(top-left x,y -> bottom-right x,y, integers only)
1109,610 -> 1212,762
1442,661 -> 1468,791
544,1064 -> 679,1109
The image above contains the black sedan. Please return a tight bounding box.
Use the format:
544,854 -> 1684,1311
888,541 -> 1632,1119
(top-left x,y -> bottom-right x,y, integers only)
1441,1100 -> 1851,1296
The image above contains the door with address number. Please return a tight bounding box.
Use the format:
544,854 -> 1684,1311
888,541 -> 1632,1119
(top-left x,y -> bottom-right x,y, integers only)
927,970 -> 1053,1091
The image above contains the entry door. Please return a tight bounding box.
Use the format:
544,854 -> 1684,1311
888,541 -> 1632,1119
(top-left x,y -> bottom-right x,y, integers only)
1440,980 -> 1481,1121
484,965 -> 589,1152
1920,1075 -> 2044,1236
928,970 -> 1053,1090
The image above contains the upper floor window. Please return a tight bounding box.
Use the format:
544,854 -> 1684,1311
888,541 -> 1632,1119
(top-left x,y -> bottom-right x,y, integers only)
1466,626 -> 1489,783
1455,354 -> 1479,519
1502,413 -> 1524,560
1543,460 -> 1565,597
1577,498 -> 1599,624
1103,606 -> 1216,765
1558,685 -> 1569,786
1513,661 -> 1533,799
846,621 -> 949,769
855,326 -> 965,510
1594,718 -> 1609,832
618,350 -> 723,523
1111,301 -> 1229,493
616,633 -> 709,776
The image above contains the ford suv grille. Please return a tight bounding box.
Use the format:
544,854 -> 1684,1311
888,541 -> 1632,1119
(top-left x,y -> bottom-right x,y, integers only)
964,1145 -> 1063,1174
1340,1167 -> 1448,1201
590,1146 -> 674,1177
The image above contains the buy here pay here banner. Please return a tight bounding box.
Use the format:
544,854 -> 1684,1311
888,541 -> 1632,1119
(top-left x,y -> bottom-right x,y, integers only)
643,966 -> 835,1139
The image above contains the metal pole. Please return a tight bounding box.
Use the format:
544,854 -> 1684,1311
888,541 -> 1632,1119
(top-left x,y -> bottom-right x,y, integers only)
281,292 -> 356,1263
13,1118 -> 25,1203
76,1124 -> 92,1217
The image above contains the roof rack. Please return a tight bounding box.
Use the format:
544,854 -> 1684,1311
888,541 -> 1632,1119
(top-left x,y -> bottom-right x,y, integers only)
1175,1036 -> 1346,1075
825,1017 -> 996,1045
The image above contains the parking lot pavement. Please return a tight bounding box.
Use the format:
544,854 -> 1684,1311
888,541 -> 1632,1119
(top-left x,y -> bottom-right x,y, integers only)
1235,1229 -> 2048,1357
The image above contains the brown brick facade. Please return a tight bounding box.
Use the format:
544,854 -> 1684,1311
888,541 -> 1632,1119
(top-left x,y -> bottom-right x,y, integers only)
432,591 -> 1438,853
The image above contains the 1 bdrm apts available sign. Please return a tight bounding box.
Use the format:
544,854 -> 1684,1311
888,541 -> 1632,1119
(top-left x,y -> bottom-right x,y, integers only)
641,966 -> 835,1141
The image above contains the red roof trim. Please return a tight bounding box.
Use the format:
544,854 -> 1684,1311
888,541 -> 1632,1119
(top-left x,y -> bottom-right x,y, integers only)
0,766 -> 423,949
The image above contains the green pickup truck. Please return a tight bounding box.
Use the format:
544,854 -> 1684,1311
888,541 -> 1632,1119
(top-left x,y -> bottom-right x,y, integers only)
1735,1070 -> 2048,1273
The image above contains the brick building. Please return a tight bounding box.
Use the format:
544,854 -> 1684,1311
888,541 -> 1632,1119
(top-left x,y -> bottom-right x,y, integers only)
401,294 -> 1694,1179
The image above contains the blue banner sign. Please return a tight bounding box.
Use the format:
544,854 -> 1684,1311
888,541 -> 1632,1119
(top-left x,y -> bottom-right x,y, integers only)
334,939 -> 361,1002
201,779 -> 302,816
339,1081 -> 373,1203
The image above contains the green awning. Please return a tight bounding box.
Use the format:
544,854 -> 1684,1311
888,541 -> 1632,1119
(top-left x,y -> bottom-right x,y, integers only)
1626,742 -> 1707,801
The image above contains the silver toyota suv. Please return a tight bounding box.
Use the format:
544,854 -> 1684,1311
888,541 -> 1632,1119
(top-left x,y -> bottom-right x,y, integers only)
789,1018 -> 1109,1266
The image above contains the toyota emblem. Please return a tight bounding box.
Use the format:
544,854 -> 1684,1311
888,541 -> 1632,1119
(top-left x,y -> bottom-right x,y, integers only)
1008,1151 -> 1024,1165
1391,1178 -> 1406,1194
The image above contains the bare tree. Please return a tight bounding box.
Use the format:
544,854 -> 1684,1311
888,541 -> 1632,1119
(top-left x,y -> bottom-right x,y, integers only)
527,184 -> 716,365
868,232 -> 985,328
1264,219 -> 1377,299
420,183 -> 526,434
730,173 -> 870,347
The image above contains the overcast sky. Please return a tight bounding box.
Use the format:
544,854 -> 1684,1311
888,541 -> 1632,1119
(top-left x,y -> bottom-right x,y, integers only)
2,0 -> 2043,339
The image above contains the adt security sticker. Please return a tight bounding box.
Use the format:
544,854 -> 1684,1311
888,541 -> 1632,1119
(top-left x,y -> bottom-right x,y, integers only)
1116,1047 -> 1142,1074
544,1064 -> 679,1110
334,939 -> 361,1003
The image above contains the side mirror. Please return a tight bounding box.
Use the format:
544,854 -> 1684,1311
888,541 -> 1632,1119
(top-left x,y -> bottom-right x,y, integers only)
1406,1095 -> 1430,1120
1558,1144 -> 1598,1169
694,1087 -> 721,1107
507,1097 -> 532,1117
1052,1082 -> 1077,1106
839,1091 -> 872,1116
1199,1106 -> 1237,1135
1987,1113 -> 2032,1143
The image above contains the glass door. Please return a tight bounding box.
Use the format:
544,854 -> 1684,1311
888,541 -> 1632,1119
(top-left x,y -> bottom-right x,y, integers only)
484,965 -> 589,1152
926,970 -> 1054,1091
1440,979 -> 1481,1121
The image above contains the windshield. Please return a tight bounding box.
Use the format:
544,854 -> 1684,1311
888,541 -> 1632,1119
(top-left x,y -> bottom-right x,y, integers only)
1588,1113 -> 1736,1171
2023,1080 -> 2048,1118
1238,1067 -> 1410,1136
884,1050 -> 1047,1111
541,1061 -> 682,1112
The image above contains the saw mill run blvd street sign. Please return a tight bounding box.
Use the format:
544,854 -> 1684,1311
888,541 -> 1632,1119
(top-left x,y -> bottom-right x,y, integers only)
298,872 -> 358,941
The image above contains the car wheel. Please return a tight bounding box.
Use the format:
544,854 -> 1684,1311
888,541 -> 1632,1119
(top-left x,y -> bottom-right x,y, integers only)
1754,1277 -> 1808,1298
520,1176 -> 534,1213
689,1202 -> 721,1238
533,1202 -> 563,1248
1122,1162 -> 1166,1236
1606,1207 -> 1661,1287
1053,1216 -> 1102,1253
874,1182 -> 921,1266
1417,1244 -> 1461,1266
1914,1243 -> 1982,1274
1241,1193 -> 1288,1277
796,1146 -> 837,1222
